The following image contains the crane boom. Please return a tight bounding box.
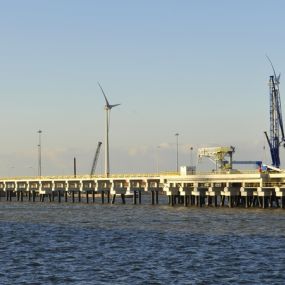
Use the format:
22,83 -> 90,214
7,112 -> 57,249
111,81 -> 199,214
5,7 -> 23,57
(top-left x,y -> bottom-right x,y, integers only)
90,142 -> 102,176
265,72 -> 285,168
272,76 -> 285,139
232,160 -> 262,165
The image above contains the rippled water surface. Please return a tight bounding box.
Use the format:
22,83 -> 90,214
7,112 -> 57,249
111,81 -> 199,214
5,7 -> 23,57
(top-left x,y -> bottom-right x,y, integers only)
0,201 -> 285,284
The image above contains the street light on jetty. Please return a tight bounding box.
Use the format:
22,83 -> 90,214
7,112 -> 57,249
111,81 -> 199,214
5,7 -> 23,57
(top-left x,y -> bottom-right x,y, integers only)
175,133 -> 179,173
37,130 -> 42,177
190,146 -> 194,167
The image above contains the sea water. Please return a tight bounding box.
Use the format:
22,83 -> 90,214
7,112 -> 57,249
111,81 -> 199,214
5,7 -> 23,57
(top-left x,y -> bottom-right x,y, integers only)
0,200 -> 285,284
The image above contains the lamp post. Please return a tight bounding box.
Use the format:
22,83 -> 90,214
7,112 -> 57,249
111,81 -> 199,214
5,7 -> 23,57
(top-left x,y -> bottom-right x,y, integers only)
190,146 -> 193,167
37,130 -> 42,177
175,133 -> 179,173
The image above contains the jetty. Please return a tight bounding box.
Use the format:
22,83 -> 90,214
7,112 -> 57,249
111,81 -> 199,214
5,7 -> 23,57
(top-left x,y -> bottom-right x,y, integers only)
1,62 -> 283,210
1,167 -> 285,209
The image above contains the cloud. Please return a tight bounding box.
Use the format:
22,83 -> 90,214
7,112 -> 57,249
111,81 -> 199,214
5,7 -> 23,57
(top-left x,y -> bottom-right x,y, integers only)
44,147 -> 70,162
158,142 -> 172,149
128,142 -> 178,157
128,145 -> 149,156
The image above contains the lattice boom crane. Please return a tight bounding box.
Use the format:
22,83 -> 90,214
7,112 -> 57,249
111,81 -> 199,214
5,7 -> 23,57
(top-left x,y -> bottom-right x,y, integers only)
90,142 -> 102,176
264,57 -> 285,168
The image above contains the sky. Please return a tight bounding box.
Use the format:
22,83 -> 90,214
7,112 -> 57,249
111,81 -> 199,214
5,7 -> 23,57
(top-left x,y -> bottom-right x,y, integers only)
1,0 -> 285,177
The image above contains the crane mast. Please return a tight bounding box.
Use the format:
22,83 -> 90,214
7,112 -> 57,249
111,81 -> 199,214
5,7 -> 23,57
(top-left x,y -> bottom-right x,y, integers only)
90,141 -> 102,176
264,72 -> 285,168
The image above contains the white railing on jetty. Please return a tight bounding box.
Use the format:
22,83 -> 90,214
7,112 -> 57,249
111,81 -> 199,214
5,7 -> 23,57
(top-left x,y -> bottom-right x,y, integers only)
0,169 -> 265,181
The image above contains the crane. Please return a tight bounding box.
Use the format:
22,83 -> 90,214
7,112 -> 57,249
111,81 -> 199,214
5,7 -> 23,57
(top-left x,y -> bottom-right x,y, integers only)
264,57 -> 285,168
198,146 -> 263,171
198,146 -> 235,170
90,141 -> 102,177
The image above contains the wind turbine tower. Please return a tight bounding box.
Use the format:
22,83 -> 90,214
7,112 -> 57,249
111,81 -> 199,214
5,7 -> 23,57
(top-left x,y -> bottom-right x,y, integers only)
98,82 -> 121,177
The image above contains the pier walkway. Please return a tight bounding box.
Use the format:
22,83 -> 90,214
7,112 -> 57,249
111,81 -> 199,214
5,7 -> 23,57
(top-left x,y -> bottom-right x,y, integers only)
1,169 -> 285,208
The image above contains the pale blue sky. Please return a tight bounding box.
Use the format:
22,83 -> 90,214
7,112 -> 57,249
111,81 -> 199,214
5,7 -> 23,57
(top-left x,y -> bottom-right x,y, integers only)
1,0 -> 285,176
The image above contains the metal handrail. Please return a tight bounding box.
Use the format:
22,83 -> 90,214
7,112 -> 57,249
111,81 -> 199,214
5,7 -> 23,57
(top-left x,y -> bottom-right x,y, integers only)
0,169 -> 265,181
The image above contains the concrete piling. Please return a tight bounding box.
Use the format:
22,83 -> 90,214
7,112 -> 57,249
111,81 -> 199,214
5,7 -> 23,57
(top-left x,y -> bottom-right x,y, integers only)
107,191 -> 110,203
92,190 -> 95,203
121,194 -> 126,204
86,191 -> 89,203
155,190 -> 159,204
111,194 -> 116,204
151,190 -> 155,205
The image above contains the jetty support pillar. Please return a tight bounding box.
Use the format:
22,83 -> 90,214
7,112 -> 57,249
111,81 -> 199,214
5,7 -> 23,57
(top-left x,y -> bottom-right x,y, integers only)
275,187 -> 285,208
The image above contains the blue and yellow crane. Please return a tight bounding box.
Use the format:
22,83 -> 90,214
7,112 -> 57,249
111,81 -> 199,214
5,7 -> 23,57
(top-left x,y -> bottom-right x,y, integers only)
264,57 -> 285,168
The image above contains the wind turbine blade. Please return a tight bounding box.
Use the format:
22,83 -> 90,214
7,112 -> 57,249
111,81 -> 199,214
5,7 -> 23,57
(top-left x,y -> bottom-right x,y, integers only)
266,55 -> 278,82
110,104 -> 121,108
98,82 -> 110,107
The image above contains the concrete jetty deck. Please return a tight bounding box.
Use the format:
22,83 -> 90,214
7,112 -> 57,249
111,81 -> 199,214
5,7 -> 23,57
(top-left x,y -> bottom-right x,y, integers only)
1,169 -> 285,208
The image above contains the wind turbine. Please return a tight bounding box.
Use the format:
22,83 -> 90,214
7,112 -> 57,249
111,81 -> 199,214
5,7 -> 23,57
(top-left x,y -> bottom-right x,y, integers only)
98,82 -> 121,177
